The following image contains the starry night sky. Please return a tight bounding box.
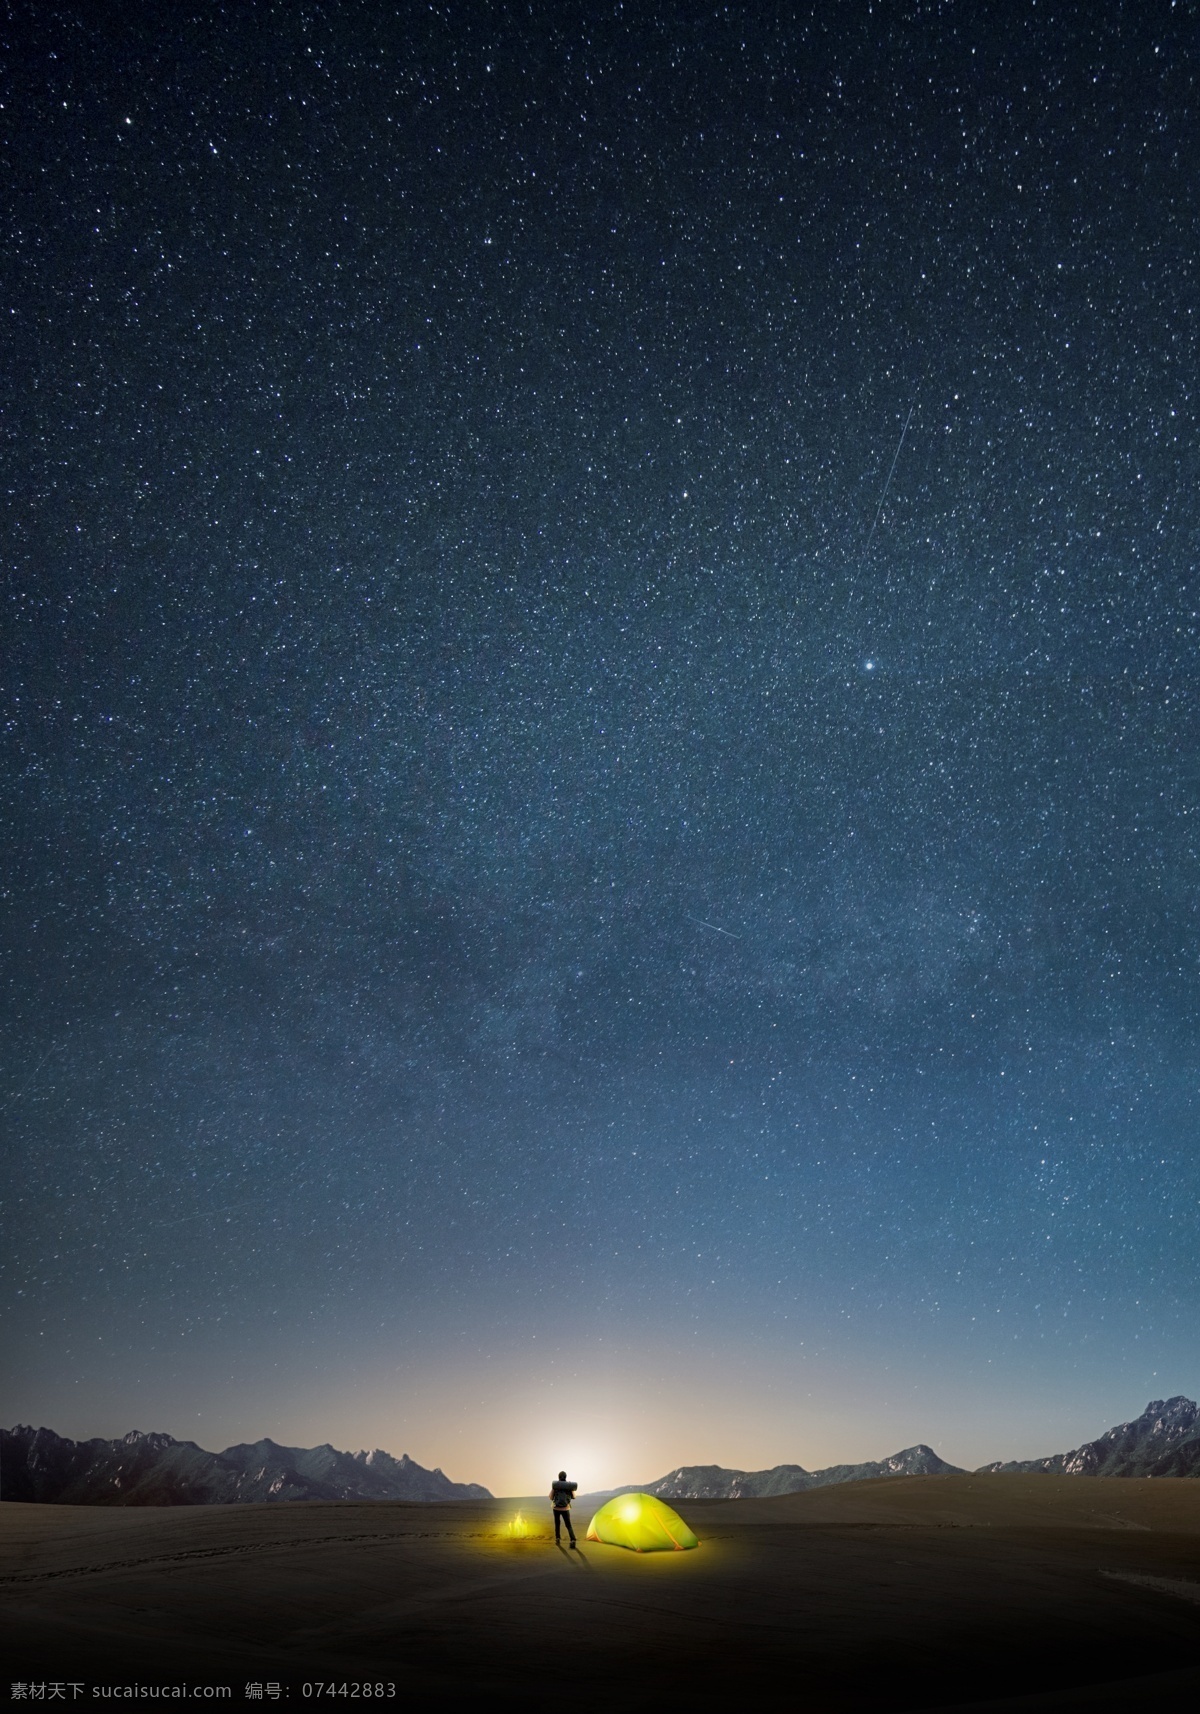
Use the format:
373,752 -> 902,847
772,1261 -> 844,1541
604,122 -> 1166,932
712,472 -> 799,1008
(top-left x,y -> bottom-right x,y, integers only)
3,1 -> 1199,1495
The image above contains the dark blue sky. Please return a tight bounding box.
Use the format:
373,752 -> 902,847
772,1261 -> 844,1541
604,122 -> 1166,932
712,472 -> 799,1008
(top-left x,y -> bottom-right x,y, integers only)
3,0 -> 1198,1492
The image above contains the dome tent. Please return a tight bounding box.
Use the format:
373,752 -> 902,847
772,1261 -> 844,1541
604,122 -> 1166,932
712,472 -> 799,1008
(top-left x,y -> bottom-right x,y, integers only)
586,1492 -> 699,1552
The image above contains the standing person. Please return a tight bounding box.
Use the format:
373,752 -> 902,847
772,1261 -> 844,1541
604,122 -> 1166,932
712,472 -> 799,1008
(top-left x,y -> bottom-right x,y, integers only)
550,1470 -> 578,1546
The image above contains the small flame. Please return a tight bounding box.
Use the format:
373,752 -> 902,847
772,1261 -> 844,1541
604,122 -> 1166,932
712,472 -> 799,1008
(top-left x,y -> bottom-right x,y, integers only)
506,1510 -> 532,1539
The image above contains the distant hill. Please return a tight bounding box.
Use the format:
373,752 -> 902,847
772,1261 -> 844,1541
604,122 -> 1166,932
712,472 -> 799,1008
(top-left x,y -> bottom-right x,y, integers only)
0,1425 -> 492,1505
627,1444 -> 964,1501
975,1396 -> 1200,1479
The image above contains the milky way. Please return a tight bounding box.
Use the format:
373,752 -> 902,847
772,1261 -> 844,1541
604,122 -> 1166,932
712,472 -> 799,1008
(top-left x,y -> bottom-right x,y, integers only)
3,2 -> 1197,1492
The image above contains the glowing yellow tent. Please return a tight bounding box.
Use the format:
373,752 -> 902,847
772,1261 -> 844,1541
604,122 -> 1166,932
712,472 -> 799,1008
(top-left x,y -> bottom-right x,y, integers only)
586,1492 -> 699,1552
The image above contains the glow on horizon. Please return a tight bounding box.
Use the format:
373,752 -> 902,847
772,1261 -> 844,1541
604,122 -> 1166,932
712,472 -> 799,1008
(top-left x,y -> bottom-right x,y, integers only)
14,1325 -> 1194,1498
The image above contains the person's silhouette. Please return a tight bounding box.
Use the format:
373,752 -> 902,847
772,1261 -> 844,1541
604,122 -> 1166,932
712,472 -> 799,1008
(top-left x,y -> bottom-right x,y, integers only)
550,1470 -> 578,1546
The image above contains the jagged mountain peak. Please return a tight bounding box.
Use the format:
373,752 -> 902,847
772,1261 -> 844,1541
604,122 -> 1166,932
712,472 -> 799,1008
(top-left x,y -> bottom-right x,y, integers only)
1123,1396 -> 1198,1433
353,1448 -> 419,1471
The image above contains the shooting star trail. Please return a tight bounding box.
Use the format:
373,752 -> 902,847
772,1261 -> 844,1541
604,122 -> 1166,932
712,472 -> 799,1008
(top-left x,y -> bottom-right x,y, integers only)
147,1195 -> 284,1228
687,915 -> 742,940
864,402 -> 914,558
0,1044 -> 61,1114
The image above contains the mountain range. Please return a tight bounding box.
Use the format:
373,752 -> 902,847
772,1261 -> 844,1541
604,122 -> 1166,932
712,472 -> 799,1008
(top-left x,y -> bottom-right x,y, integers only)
626,1397 -> 1200,1499
0,1425 -> 492,1505
4,1397 -> 1198,1507
630,1442 -> 963,1500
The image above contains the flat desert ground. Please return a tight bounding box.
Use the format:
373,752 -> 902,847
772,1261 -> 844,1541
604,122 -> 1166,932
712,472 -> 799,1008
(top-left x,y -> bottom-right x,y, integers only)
3,1475 -> 1200,1709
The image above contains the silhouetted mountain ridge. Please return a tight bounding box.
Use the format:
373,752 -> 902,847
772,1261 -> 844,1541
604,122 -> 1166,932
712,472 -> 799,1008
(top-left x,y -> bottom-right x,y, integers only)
6,1397 -> 1197,1507
975,1396 -> 1200,1478
615,1399 -> 1200,1500
630,1443 -> 963,1500
0,1425 -> 492,1505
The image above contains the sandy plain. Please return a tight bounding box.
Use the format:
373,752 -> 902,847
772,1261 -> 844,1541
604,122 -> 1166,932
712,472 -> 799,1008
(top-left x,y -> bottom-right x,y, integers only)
2,1475 -> 1200,1710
